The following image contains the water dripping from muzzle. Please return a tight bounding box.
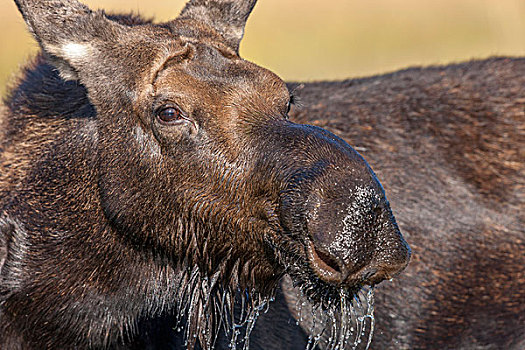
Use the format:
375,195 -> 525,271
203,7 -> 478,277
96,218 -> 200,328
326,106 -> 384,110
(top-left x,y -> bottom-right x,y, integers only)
171,265 -> 274,350
298,285 -> 376,350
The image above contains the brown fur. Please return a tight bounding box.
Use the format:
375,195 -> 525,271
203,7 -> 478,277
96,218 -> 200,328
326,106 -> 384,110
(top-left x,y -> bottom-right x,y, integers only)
4,1 -> 522,349
0,1 -> 410,349
285,58 -> 524,349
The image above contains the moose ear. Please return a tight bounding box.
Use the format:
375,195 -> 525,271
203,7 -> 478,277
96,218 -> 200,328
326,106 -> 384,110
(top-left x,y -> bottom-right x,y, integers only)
14,0 -> 120,80
178,0 -> 258,52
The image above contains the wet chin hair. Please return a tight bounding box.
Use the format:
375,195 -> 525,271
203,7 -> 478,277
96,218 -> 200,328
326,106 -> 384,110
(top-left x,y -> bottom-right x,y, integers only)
173,265 -> 272,350
284,263 -> 377,350
176,263 -> 376,350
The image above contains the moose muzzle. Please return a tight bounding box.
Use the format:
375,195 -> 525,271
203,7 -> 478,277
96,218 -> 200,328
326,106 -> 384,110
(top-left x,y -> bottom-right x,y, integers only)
259,121 -> 411,288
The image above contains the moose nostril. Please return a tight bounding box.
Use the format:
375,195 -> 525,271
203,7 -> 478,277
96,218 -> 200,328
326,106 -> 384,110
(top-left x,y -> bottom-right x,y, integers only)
315,248 -> 341,274
307,242 -> 344,283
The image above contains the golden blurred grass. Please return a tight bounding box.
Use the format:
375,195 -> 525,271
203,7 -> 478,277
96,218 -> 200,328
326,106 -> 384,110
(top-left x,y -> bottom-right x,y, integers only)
1,0 -> 525,97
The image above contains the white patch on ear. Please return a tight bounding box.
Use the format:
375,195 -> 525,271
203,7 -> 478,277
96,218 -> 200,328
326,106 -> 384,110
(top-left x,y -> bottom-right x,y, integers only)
61,42 -> 92,61
45,42 -> 94,81
46,42 -> 92,62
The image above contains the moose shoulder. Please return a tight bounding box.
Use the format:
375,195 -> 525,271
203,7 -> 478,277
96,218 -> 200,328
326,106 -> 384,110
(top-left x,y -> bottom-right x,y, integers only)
0,0 -> 409,349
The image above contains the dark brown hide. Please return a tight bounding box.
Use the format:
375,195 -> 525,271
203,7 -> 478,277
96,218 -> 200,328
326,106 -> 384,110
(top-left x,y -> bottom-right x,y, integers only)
282,57 -> 525,349
0,1 -> 410,349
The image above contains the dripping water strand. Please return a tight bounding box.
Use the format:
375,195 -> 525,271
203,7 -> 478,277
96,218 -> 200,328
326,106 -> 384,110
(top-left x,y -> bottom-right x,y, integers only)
227,291 -> 271,350
298,285 -> 375,350
363,287 -> 375,350
171,265 -> 274,350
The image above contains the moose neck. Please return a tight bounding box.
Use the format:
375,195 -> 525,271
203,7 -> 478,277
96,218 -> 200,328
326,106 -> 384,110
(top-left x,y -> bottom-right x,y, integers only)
1,207 -> 183,348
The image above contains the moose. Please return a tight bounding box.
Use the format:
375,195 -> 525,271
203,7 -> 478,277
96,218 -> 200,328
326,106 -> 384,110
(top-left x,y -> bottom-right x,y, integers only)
0,0 -> 522,350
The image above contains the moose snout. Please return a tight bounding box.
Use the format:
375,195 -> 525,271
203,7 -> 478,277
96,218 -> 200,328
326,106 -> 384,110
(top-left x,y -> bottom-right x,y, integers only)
271,123 -> 411,288
280,177 -> 411,289
254,121 -> 410,288
302,184 -> 411,287
306,226 -> 411,287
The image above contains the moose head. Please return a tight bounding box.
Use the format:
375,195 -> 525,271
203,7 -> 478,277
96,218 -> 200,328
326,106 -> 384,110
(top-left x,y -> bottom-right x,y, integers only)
2,0 -> 411,348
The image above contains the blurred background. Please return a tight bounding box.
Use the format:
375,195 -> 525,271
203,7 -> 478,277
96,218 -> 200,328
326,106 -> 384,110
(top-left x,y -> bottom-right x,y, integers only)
1,0 -> 524,97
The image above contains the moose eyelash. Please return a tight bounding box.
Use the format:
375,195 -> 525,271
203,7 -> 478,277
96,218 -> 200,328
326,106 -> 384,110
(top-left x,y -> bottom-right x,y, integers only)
289,93 -> 296,106
288,85 -> 304,108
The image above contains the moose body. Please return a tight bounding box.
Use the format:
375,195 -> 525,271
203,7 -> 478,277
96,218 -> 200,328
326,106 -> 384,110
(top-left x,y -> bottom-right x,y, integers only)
0,0 -> 522,349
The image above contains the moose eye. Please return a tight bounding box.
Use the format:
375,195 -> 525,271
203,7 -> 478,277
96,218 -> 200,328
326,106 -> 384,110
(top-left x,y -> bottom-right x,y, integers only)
156,106 -> 184,123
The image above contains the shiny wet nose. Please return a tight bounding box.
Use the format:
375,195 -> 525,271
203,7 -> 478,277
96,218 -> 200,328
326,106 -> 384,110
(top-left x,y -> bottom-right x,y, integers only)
305,192 -> 411,287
